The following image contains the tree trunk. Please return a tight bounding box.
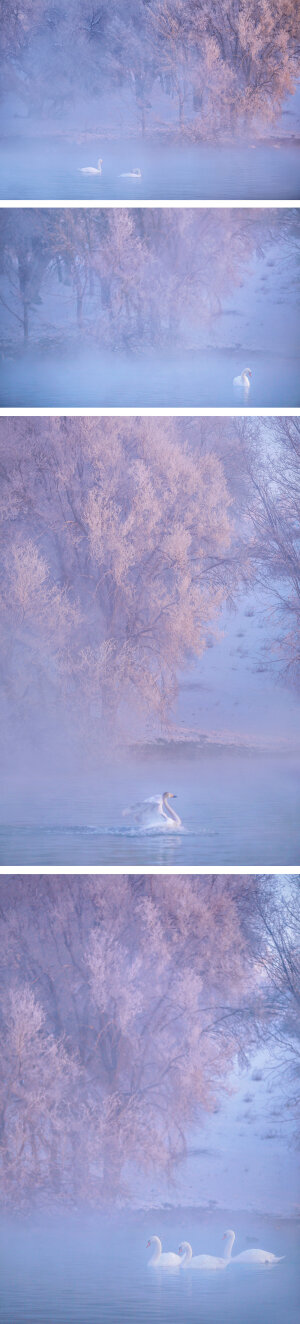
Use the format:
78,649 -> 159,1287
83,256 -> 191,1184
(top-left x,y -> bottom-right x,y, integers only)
101,681 -> 118,742
178,89 -> 184,128
102,1142 -> 123,1204
76,291 -> 83,327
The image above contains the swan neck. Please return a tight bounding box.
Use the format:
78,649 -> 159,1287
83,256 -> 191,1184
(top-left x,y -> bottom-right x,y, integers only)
224,1233 -> 235,1260
182,1243 -> 192,1264
151,1237 -> 161,1263
163,794 -> 180,824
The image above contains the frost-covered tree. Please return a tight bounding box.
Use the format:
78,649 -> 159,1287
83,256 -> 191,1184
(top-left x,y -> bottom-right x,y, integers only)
245,418 -> 300,691
1,207 -> 296,347
1,0 -> 298,136
182,0 -> 300,136
0,985 -> 81,1203
0,872 -> 282,1207
0,416 -> 234,735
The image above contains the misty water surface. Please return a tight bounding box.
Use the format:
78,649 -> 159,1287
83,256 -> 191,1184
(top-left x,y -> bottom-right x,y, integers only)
0,1212 -> 298,1324
0,137 -> 299,200
1,754 -> 299,865
0,348 -> 299,407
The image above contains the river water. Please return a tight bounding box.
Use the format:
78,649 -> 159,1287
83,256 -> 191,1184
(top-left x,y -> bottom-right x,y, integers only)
1,753 -> 299,865
0,136 -> 299,199
0,347 -> 299,407
0,1211 -> 298,1324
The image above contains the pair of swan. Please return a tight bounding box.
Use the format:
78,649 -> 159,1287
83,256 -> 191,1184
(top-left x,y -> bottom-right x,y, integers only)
233,367 -> 252,391
146,1234 -> 227,1269
123,791 -> 182,830
79,161 -> 142,178
179,1232 -> 283,1267
147,1231 -> 283,1268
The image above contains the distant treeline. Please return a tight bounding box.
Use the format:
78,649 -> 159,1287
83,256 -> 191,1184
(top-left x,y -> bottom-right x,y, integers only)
1,0 -> 299,137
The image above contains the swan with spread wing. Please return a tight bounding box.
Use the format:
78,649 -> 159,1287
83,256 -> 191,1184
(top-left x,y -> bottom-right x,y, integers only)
123,791 -> 182,830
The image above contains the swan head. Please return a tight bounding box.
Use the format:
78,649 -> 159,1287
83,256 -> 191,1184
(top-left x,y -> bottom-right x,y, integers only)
97,158 -> 103,168
223,1229 -> 235,1256
179,1242 -> 192,1264
147,1236 -> 160,1248
242,368 -> 252,380
163,790 -> 177,799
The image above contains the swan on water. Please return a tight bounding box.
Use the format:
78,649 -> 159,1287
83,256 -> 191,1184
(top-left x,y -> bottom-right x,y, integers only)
147,1236 -> 181,1267
223,1229 -> 284,1265
119,167 -> 142,178
233,368 -> 252,390
79,158 -> 103,175
123,791 -> 182,829
179,1240 -> 228,1270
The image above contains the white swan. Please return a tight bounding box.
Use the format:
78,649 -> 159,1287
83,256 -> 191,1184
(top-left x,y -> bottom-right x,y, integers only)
119,167 -> 142,178
123,792 -> 182,830
179,1241 -> 228,1270
233,368 -> 252,391
223,1229 -> 284,1265
79,158 -> 103,175
147,1236 -> 181,1267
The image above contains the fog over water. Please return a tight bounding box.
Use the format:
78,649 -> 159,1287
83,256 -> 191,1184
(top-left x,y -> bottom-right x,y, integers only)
0,1211 -> 298,1324
1,348 -> 299,409
1,756 -> 299,865
1,137 -> 299,202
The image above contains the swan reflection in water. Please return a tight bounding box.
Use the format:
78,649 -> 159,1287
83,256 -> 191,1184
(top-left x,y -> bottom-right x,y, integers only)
147,1229 -> 284,1269
123,791 -> 182,831
119,168 -> 142,178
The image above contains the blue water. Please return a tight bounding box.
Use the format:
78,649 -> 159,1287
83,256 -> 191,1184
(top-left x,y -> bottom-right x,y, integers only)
0,347 -> 299,407
0,136 -> 299,199
0,1212 -> 298,1324
1,754 -> 299,864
